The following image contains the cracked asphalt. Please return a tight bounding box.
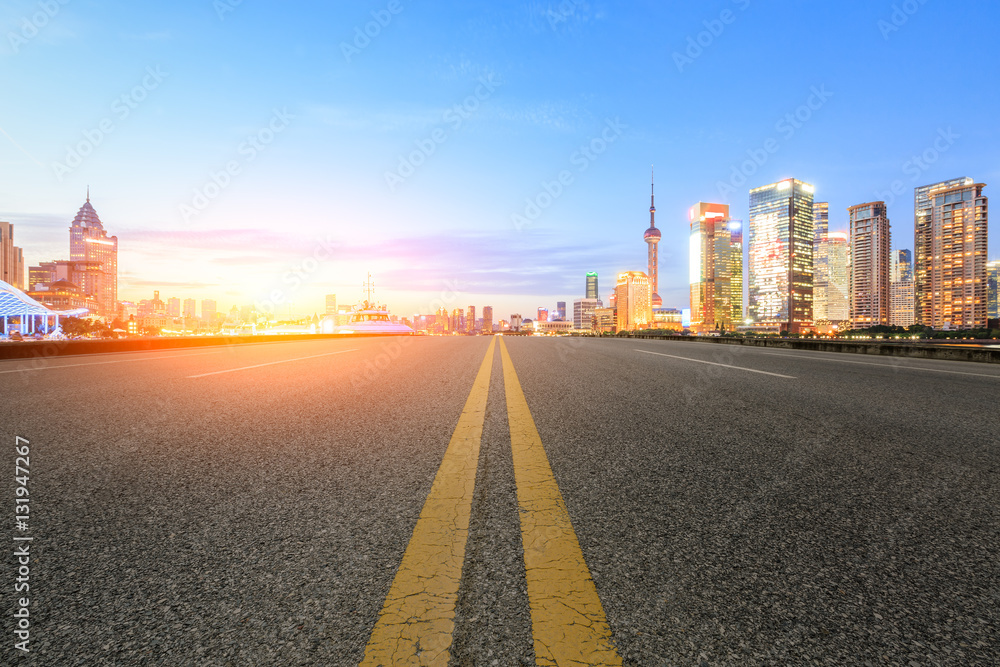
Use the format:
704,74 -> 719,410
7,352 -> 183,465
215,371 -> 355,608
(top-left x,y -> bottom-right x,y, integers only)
2,335 -> 998,665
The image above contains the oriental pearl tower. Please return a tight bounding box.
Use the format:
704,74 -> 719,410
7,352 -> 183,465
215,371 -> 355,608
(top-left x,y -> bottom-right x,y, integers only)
644,167 -> 662,307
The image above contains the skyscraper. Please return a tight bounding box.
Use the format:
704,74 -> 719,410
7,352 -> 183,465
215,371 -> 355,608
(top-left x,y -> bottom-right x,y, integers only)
573,298 -> 600,330
988,260 -> 999,320
689,202 -> 742,332
889,249 -> 915,328
554,301 -> 566,321
848,202 -> 891,329
0,222 -> 26,289
813,202 -> 829,242
482,306 -> 493,333
466,306 -> 476,333
167,297 -> 181,318
201,299 -> 217,324
69,192 -> 118,317
615,271 -> 652,332
325,294 -> 337,315
183,298 -> 197,319
914,178 -> 988,329
814,232 -> 850,324
537,307 -> 548,322
644,170 -> 662,308
585,272 -> 598,300
748,178 -> 815,333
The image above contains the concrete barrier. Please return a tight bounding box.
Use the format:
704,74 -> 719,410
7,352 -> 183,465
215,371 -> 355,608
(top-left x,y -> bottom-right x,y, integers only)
0,333 -> 413,361
625,334 -> 1000,364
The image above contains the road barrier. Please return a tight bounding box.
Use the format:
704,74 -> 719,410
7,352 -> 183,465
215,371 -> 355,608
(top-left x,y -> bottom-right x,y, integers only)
0,333 -> 411,361
623,334 -> 1000,364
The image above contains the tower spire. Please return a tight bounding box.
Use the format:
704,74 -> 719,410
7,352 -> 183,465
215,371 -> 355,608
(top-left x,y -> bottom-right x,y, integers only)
86,185 -> 90,203
649,165 -> 655,227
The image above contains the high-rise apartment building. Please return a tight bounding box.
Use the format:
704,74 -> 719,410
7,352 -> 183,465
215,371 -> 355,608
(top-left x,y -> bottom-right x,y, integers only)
914,178 -> 988,329
325,294 -> 337,315
689,202 -> 743,332
1,222 -> 26,289
814,231 -> 850,323
467,306 -> 476,333
573,298 -> 600,330
988,260 -> 999,320
69,193 -> 118,317
482,306 -> 493,333
748,178 -> 815,333
537,307 -> 548,322
183,298 -> 197,319
890,249 -> 915,328
585,272 -> 598,300
615,271 -> 652,332
201,299 -> 217,324
644,171 -> 662,307
848,201 -> 891,328
554,301 -> 566,321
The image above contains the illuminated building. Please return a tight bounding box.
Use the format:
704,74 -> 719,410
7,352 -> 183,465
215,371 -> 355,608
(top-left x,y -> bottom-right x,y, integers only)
890,250 -> 915,327
848,201 -> 891,328
586,272 -> 598,299
510,314 -> 523,332
813,232 -> 849,324
573,298 -> 600,330
201,299 -> 217,324
466,306 -> 476,333
69,191 -> 118,318
644,170 -> 662,307
988,260 -> 999,320
1,222 -> 26,289
813,202 -> 829,242
183,298 -> 197,319
653,307 -> 683,331
593,306 -> 616,333
27,279 -> 100,314
537,307 -> 548,322
615,271 -> 652,331
27,260 -> 104,304
689,202 -> 742,333
325,294 -> 337,315
451,308 -> 463,332
167,297 -> 181,318
915,178 -> 989,329
748,178 -> 815,333
555,301 -> 566,321
482,306 -> 493,333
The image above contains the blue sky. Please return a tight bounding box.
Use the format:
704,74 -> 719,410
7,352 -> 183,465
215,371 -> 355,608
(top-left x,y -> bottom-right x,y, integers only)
1,0 -> 997,318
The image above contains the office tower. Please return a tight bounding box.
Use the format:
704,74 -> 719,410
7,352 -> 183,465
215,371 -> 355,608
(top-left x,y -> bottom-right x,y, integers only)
555,301 -> 566,321
1,222 -> 26,289
573,298 -> 600,330
813,232 -> 849,323
813,202 -> 829,243
615,271 -> 652,332
748,178 -> 815,333
167,297 -> 181,318
510,314 -> 522,332
689,202 -> 742,333
537,307 -> 548,322
482,306 -> 493,333
69,192 -> 118,317
325,294 -> 337,315
644,170 -> 662,308
201,299 -> 217,323
848,202 -> 891,328
988,260 -> 999,320
889,250 -> 915,328
450,308 -> 463,332
183,299 -> 197,319
466,306 -> 476,333
915,179 -> 989,329
586,272 -> 598,300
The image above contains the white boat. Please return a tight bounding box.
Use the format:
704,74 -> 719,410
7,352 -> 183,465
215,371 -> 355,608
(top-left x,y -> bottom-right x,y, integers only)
332,300 -> 414,335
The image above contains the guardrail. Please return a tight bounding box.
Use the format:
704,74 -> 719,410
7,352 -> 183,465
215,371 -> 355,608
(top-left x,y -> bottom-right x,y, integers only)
623,333 -> 1000,364
0,333 -> 409,361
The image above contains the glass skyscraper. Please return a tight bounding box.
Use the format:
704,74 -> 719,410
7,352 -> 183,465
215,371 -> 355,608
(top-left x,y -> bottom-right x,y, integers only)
585,272 -> 598,300
689,202 -> 742,332
748,179 -> 814,333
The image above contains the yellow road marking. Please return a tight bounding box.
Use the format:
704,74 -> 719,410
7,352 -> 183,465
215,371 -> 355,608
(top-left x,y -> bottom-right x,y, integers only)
499,337 -> 622,666
361,337 -> 496,667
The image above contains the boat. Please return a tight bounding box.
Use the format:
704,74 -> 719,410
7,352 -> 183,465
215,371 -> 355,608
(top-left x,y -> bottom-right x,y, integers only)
322,274 -> 414,335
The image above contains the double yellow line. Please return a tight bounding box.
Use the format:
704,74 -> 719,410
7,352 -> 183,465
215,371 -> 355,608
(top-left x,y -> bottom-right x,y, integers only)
361,337 -> 621,666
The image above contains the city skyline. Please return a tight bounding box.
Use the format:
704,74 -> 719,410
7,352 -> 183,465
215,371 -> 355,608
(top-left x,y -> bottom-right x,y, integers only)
2,2 -> 999,319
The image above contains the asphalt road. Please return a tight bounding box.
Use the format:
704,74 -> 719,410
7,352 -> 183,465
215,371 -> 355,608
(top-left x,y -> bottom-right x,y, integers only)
2,336 -> 998,665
